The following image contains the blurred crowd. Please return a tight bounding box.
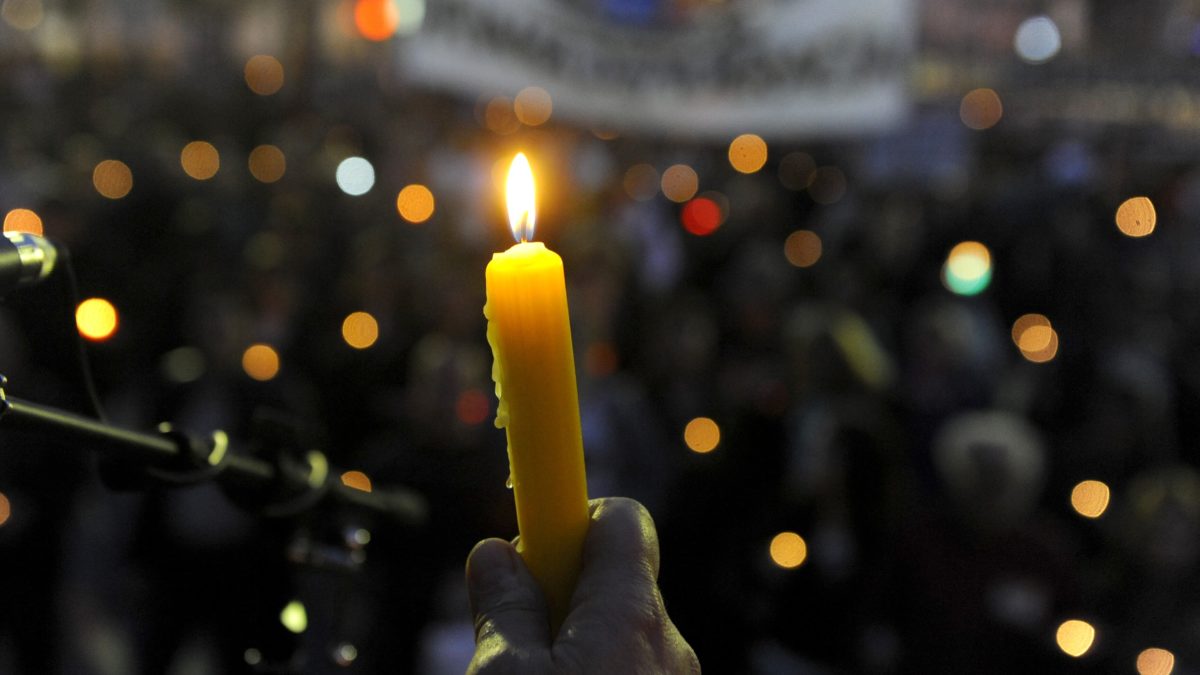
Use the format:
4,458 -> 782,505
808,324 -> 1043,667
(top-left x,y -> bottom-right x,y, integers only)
5,1 -> 1200,674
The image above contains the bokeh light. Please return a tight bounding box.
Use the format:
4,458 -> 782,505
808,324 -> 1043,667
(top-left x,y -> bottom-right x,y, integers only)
960,88 -> 1004,130
623,163 -> 659,202
683,417 -> 720,453
336,157 -> 375,196
93,159 -> 133,199
341,470 -> 373,493
244,55 -> 284,95
941,241 -> 993,296
784,230 -> 822,268
394,0 -> 426,35
455,389 -> 490,426
342,311 -> 379,349
1011,314 -> 1051,348
1015,16 -> 1062,63
728,133 -> 768,174
396,184 -> 435,223
769,531 -> 808,569
779,152 -> 816,191
180,141 -> 220,180
514,86 -> 553,126
1056,619 -> 1096,657
1,0 -> 42,30
1070,480 -> 1111,518
484,96 -> 520,135
161,346 -> 206,384
354,0 -> 398,41
242,344 -> 281,381
248,145 -> 287,183
76,298 -> 118,341
661,164 -> 699,203
280,600 -> 308,634
681,197 -> 722,236
3,208 -> 43,235
1115,196 -> 1156,237
1022,328 -> 1059,363
0,492 -> 10,527
1137,648 -> 1176,675
808,166 -> 846,205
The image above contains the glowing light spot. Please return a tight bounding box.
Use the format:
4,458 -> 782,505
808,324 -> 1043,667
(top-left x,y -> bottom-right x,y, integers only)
1,0 -> 42,31
681,197 -> 722,236
3,208 -> 43,236
1070,480 -> 1111,518
341,470 -> 373,493
514,86 -> 553,126
76,298 -> 118,341
93,160 -> 133,199
784,230 -> 822,268
336,157 -> 375,196
244,649 -> 262,666
0,492 -> 10,527
585,342 -> 619,378
941,241 -> 993,296
342,311 -> 379,349
1056,619 -> 1096,657
395,0 -> 425,35
244,55 -> 284,96
396,184 -> 435,223
506,153 -> 536,242
808,166 -> 847,205
242,344 -> 281,381
683,417 -> 720,454
623,164 -> 659,202
354,0 -> 398,41
1022,329 -> 1059,363
484,96 -> 520,135
1014,16 -> 1061,64
961,88 -> 1004,130
280,600 -> 308,634
1011,314 -> 1052,348
1116,196 -> 1156,237
248,145 -> 286,183
769,531 -> 808,569
661,164 -> 699,203
335,643 -> 359,667
729,134 -> 768,174
180,141 -> 220,181
161,346 -> 206,384
779,152 -> 816,191
1137,648 -> 1176,675
455,389 -> 490,426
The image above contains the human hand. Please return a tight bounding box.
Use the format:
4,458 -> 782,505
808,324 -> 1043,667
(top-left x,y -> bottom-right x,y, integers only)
465,497 -> 700,674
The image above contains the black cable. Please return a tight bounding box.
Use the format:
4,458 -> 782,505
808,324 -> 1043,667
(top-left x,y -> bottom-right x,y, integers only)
55,244 -> 109,423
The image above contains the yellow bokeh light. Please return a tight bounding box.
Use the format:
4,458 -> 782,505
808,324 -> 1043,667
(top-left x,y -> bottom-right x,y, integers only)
1018,325 -> 1054,353
623,163 -> 659,202
485,96 -> 519,135
248,145 -> 287,183
341,470 -> 373,493
0,492 -> 9,527
1115,196 -> 1157,237
1056,619 -> 1096,657
769,531 -> 808,569
1070,480 -> 1111,518
180,141 -> 220,180
242,344 -> 281,381
1011,313 -> 1051,348
661,164 -> 699,203
2,0 -> 43,30
1137,647 -> 1176,675
1022,328 -> 1059,363
342,311 -> 380,349
946,241 -> 991,280
961,88 -> 1004,130
683,417 -> 720,454
280,600 -> 308,634
728,133 -> 768,174
784,230 -> 823,268
76,298 -> 118,341
3,208 -> 43,235
93,159 -> 133,199
244,55 -> 284,96
396,184 -> 435,224
514,86 -> 553,126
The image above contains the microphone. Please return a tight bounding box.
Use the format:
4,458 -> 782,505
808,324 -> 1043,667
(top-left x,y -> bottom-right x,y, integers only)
0,231 -> 58,294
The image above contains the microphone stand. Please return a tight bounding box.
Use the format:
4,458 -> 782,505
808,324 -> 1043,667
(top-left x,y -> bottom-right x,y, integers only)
0,374 -> 427,527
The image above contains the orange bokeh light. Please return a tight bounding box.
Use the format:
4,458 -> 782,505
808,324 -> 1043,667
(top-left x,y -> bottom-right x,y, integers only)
354,0 -> 398,41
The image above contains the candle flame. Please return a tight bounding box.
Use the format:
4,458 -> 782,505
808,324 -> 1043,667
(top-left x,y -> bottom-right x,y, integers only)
506,152 -> 536,242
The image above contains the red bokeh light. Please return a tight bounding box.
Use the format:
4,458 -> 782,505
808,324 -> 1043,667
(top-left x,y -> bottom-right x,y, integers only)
681,197 -> 722,236
456,388 -> 490,426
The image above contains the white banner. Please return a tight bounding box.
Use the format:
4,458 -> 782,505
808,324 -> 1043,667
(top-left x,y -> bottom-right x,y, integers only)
402,0 -> 916,139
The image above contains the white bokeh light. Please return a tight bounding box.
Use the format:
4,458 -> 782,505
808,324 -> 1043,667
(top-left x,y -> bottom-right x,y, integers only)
336,157 -> 375,196
1015,16 -> 1061,64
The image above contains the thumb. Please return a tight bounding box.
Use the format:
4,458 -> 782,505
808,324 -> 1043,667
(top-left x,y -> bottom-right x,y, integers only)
466,538 -> 552,652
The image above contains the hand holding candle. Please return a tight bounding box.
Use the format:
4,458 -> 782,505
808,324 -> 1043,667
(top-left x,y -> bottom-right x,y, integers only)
483,153 -> 590,633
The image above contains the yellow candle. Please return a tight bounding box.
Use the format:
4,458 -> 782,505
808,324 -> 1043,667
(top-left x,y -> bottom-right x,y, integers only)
484,153 -> 589,633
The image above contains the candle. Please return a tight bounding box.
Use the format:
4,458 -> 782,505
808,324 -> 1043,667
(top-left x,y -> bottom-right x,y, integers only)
484,153 -> 590,633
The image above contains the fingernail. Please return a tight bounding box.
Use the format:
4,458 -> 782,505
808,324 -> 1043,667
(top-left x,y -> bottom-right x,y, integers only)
468,540 -> 517,597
